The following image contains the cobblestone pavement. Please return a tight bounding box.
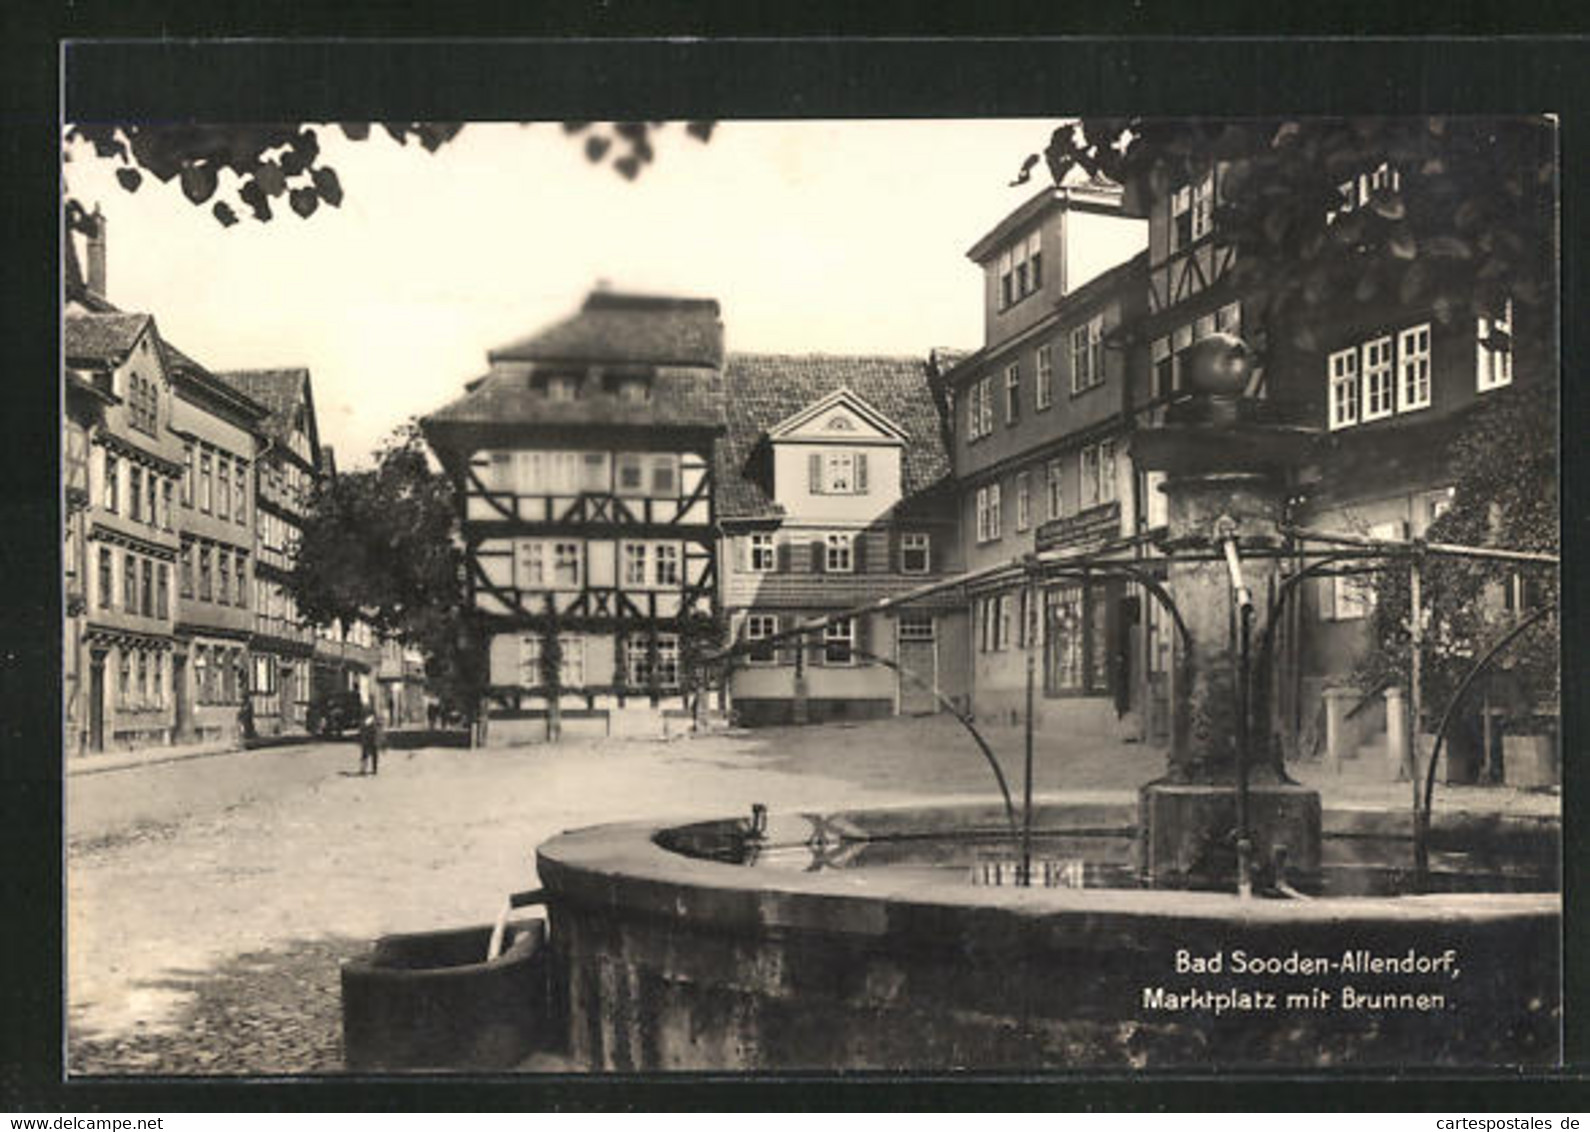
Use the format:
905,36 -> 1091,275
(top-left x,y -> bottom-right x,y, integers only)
65,717 -> 1558,1075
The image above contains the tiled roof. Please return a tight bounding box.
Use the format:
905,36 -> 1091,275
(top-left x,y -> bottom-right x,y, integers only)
62,312 -> 151,366
212,368 -> 315,447
424,365 -> 727,433
488,291 -> 724,369
717,353 -> 949,519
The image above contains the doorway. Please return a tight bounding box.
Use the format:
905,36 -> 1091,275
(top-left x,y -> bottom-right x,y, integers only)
172,653 -> 189,742
896,614 -> 939,715
88,650 -> 105,753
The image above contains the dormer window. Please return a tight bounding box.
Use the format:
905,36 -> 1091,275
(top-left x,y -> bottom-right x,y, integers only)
546,375 -> 580,402
616,377 -> 650,403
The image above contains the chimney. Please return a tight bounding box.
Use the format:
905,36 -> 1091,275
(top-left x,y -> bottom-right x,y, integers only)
87,206 -> 107,297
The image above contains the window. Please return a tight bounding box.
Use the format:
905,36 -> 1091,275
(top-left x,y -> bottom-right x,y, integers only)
580,452 -> 610,492
998,231 -> 1043,309
546,375 -> 579,402
129,466 -> 143,521
141,559 -> 153,617
1216,301 -> 1242,336
653,543 -> 680,586
1329,573 -> 1372,621
997,594 -> 1012,651
525,634 -> 586,688
975,483 -> 1002,543
1097,439 -> 1117,505
234,558 -> 247,606
194,648 -> 209,704
1398,324 -> 1432,411
218,551 -> 231,607
745,614 -> 779,665
1003,362 -> 1021,425
1171,173 -> 1214,251
979,595 -> 1011,652
1080,441 -> 1117,509
515,540 -> 545,587
616,453 -> 646,496
823,619 -> 854,666
616,377 -> 650,403
117,650 -> 130,706
552,542 -> 581,587
1080,447 -> 1099,510
199,451 -> 213,513
1045,585 -> 1086,691
179,542 -> 193,598
98,547 -> 113,610
103,451 -> 119,511
234,459 -> 247,524
1070,315 -> 1105,394
1363,335 -> 1395,420
966,376 -> 995,440
199,545 -> 213,602
1329,347 -> 1360,429
1046,458 -> 1064,520
162,480 -> 173,530
217,460 -> 230,519
824,532 -> 854,573
811,450 -> 868,495
898,613 -> 934,641
1015,471 -> 1032,531
1477,300 -> 1514,391
123,552 -> 138,611
900,533 -> 930,575
1035,345 -> 1054,410
156,563 -> 169,618
649,454 -> 677,497
622,541 -> 648,587
748,533 -> 776,573
626,634 -> 680,688
136,651 -> 148,707
1329,161 -> 1401,223
655,634 -> 680,688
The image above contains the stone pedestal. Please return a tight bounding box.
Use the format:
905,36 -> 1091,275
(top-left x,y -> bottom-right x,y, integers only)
1322,685 -> 1357,774
1131,343 -> 1324,889
1140,782 -> 1323,884
1384,685 -> 1408,780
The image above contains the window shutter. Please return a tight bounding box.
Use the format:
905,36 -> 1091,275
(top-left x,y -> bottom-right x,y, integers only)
809,453 -> 823,493
856,452 -> 869,493
856,615 -> 872,661
808,629 -> 826,668
888,528 -> 900,573
853,533 -> 867,573
810,540 -> 826,574
738,535 -> 750,572
1318,576 -> 1336,621
777,537 -> 792,573
924,534 -> 934,574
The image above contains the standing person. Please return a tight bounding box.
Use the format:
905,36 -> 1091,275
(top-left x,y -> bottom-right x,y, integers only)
358,699 -> 381,776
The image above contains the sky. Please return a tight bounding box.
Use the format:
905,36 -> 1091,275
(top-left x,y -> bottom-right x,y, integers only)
64,119 -> 1132,467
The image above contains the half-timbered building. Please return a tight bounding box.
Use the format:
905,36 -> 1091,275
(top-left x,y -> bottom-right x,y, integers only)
718,355 -> 968,725
214,368 -> 324,737
422,290 -> 725,738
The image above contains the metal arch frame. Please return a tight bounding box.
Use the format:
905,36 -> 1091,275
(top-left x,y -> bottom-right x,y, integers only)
1414,604 -> 1554,881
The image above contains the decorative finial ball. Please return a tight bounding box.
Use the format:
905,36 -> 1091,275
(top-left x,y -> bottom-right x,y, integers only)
1186,332 -> 1252,397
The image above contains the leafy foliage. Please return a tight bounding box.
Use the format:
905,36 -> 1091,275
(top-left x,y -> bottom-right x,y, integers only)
62,120 -> 716,231
1039,117 -> 1555,353
286,420 -> 483,715
1354,381 -> 1558,723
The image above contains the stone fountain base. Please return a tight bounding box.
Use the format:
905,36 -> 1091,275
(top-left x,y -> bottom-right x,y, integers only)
1139,782 -> 1322,887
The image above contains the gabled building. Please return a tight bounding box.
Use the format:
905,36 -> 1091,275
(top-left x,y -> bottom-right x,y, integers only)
62,309 -> 185,752
933,180 -> 1166,739
214,367 -> 323,736
421,290 -> 725,739
717,354 -> 966,725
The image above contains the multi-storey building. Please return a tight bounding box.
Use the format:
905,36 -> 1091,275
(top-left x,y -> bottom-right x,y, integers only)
1118,142 -> 1554,759
421,290 -> 724,738
63,365 -> 118,755
165,343 -> 269,745
62,309 -> 185,752
932,181 -> 1165,738
717,354 -> 967,725
214,368 -> 323,736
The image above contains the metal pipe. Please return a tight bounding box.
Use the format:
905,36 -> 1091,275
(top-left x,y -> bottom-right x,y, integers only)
1021,564 -> 1038,886
486,888 -> 547,963
1283,525 -> 1560,566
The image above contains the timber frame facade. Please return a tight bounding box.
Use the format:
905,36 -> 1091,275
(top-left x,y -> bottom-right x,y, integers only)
423,291 -> 727,722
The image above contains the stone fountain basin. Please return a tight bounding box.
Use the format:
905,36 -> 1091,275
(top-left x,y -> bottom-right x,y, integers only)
535,797 -> 1560,1072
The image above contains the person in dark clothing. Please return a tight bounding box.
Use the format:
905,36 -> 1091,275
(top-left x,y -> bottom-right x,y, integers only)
238,695 -> 256,742
358,700 -> 382,776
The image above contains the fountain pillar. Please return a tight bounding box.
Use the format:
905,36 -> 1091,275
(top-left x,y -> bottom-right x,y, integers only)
1132,334 -> 1322,888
